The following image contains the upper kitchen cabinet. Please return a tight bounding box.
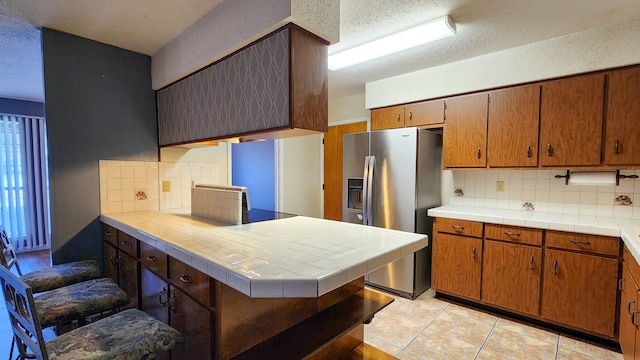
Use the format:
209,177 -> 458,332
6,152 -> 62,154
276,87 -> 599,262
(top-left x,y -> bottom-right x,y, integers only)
443,93 -> 489,168
405,100 -> 445,127
539,73 -> 605,167
370,105 -> 405,130
604,67 -> 640,165
487,85 -> 540,167
157,24 -> 328,147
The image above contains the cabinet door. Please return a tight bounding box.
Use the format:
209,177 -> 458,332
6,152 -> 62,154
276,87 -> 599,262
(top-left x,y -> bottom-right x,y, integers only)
433,233 -> 482,300
140,268 -> 170,360
488,85 -> 540,167
541,250 -> 618,336
443,93 -> 488,168
370,106 -> 405,130
118,252 -> 140,310
605,67 -> 640,165
620,264 -> 637,359
170,286 -> 215,360
540,74 -> 605,166
405,100 -> 444,127
104,241 -> 118,283
482,241 -> 541,316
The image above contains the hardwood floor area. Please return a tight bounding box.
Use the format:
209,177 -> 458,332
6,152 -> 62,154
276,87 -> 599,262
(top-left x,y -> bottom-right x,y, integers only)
0,250 -> 52,359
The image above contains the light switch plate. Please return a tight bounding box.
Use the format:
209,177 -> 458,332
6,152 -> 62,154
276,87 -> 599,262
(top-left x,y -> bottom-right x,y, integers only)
496,181 -> 505,192
162,180 -> 171,192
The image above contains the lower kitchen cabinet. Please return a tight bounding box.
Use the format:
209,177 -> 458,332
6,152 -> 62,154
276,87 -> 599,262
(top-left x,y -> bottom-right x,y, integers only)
433,232 -> 482,300
619,245 -> 640,359
541,249 -> 619,337
103,240 -> 139,310
140,267 -> 170,360
482,240 -> 541,316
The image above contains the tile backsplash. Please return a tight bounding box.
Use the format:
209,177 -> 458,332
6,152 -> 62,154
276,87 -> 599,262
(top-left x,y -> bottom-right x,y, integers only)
447,169 -> 640,219
191,187 -> 242,224
100,160 -> 222,214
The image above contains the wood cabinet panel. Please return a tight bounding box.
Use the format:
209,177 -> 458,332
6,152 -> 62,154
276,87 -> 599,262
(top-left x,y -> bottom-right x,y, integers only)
170,285 -> 215,360
140,242 -> 168,279
539,74 -> 605,166
405,100 -> 445,127
170,257 -> 212,307
488,85 -> 540,167
605,67 -> 640,165
545,231 -> 619,256
104,241 -> 118,283
118,252 -> 140,310
433,233 -> 482,300
434,218 -> 483,238
140,268 -> 171,360
484,224 -> 542,246
541,249 -> 618,336
117,231 -> 138,258
103,224 -> 117,247
443,93 -> 488,168
482,240 -> 541,316
619,263 -> 637,359
370,106 -> 405,130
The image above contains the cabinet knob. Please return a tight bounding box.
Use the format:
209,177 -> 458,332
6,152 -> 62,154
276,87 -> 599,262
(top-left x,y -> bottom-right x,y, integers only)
396,113 -> 401,121
526,145 -> 532,158
179,274 -> 193,284
409,112 -> 413,121
615,139 -> 621,155
146,255 -> 157,262
476,148 -> 481,159
547,144 -> 553,157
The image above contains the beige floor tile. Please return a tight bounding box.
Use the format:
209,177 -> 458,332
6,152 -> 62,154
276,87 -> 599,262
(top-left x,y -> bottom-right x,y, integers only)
403,328 -> 480,360
494,318 -> 559,344
366,311 -> 428,348
475,349 -> 514,360
443,303 -> 498,325
482,327 -> 557,360
558,337 -> 622,359
428,309 -> 495,346
364,333 -> 404,356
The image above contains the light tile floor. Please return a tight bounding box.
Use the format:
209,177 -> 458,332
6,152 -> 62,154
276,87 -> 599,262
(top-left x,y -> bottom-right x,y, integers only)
364,288 -> 623,360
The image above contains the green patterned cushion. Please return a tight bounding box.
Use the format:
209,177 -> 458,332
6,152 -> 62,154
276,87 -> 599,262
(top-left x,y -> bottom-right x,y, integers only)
46,309 -> 183,360
35,278 -> 130,328
21,260 -> 101,293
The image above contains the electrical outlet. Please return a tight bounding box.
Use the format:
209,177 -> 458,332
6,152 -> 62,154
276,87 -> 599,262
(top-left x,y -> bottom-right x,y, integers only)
496,181 -> 505,193
162,180 -> 171,192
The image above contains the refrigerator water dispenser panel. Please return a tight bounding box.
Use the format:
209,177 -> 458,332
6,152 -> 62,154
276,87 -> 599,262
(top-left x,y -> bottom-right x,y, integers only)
347,178 -> 363,210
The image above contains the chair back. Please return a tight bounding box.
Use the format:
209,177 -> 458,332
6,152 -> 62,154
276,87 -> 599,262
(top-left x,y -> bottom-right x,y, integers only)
0,266 -> 48,360
0,229 -> 23,275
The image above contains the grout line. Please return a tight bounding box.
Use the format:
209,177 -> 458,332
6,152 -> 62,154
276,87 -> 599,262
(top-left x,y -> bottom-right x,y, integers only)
473,315 -> 499,360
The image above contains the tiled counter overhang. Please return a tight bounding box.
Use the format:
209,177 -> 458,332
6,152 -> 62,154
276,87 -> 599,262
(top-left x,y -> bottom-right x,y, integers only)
101,210 -> 427,298
428,205 -> 640,264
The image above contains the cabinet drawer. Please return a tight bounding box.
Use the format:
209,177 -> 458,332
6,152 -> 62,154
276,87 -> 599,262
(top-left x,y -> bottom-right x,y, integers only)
103,224 -> 117,247
140,242 -> 168,279
170,257 -> 212,307
485,224 -> 542,246
117,231 -> 139,258
434,218 -> 483,238
546,231 -> 619,256
623,245 -> 640,286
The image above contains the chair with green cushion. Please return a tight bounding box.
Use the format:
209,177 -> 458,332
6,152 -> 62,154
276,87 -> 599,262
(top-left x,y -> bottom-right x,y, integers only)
0,266 -> 182,360
0,229 -> 101,292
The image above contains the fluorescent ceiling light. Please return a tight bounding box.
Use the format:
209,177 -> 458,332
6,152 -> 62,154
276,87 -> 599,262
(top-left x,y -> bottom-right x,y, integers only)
328,15 -> 457,71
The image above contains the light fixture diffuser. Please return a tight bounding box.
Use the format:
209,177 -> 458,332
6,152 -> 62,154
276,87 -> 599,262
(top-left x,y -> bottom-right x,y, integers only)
328,15 -> 457,71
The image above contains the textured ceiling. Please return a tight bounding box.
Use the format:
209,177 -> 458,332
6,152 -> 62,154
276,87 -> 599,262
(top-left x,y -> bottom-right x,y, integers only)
1,0 -> 640,102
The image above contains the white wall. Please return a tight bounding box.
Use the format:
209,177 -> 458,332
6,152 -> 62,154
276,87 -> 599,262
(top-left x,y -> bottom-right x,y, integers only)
328,91 -> 369,124
366,19 -> 640,109
277,134 -> 323,217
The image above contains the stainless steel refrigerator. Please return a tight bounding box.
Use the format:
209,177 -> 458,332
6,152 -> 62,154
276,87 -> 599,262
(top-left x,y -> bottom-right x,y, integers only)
342,127 -> 441,299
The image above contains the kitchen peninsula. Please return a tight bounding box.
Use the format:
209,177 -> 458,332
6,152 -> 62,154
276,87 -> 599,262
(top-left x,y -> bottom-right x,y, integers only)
102,209 -> 427,359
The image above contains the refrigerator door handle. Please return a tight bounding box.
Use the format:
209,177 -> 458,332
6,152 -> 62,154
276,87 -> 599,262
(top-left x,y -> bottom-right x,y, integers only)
361,155 -> 370,225
366,155 -> 375,226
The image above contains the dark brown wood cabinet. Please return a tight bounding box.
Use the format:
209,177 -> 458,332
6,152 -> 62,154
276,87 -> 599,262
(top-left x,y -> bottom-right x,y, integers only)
487,85 -> 540,167
539,73 -> 605,166
605,67 -> 640,165
541,248 -> 619,337
619,261 -> 637,359
140,267 -> 170,360
103,226 -> 139,309
443,93 -> 488,168
370,105 -> 405,130
157,24 -> 328,146
170,285 -> 215,360
433,219 -> 483,300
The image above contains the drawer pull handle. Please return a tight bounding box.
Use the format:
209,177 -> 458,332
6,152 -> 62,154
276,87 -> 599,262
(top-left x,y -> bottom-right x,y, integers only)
146,255 -> 157,262
504,231 -> 520,237
552,260 -> 558,275
409,112 -> 413,121
569,239 -> 591,245
105,231 -> 112,236
179,274 -> 193,284
529,256 -> 534,270
476,148 -> 481,159
159,288 -> 169,306
451,225 -> 465,230
397,113 -> 401,121
526,145 -> 532,158
615,139 -> 620,155
109,255 -> 120,266
120,240 -> 130,246
168,294 -> 177,314
619,278 -> 625,291
547,144 -> 552,157
629,299 -> 636,315
472,247 -> 477,260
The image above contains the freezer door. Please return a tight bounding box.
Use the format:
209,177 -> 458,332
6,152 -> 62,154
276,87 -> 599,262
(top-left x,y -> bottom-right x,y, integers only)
369,127 -> 417,232
342,132 -> 369,224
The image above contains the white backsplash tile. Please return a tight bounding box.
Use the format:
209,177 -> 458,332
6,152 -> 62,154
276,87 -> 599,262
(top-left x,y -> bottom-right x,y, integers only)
449,169 -> 640,220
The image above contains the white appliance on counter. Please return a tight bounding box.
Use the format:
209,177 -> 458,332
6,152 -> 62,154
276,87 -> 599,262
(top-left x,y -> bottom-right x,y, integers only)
342,127 -> 442,299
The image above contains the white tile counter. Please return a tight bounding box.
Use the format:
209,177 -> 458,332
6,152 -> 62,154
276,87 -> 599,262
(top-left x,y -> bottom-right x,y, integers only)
101,210 -> 427,298
428,205 -> 640,264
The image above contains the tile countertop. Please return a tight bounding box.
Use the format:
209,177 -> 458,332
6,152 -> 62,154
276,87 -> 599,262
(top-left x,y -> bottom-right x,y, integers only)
101,210 -> 427,299
428,205 -> 640,265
